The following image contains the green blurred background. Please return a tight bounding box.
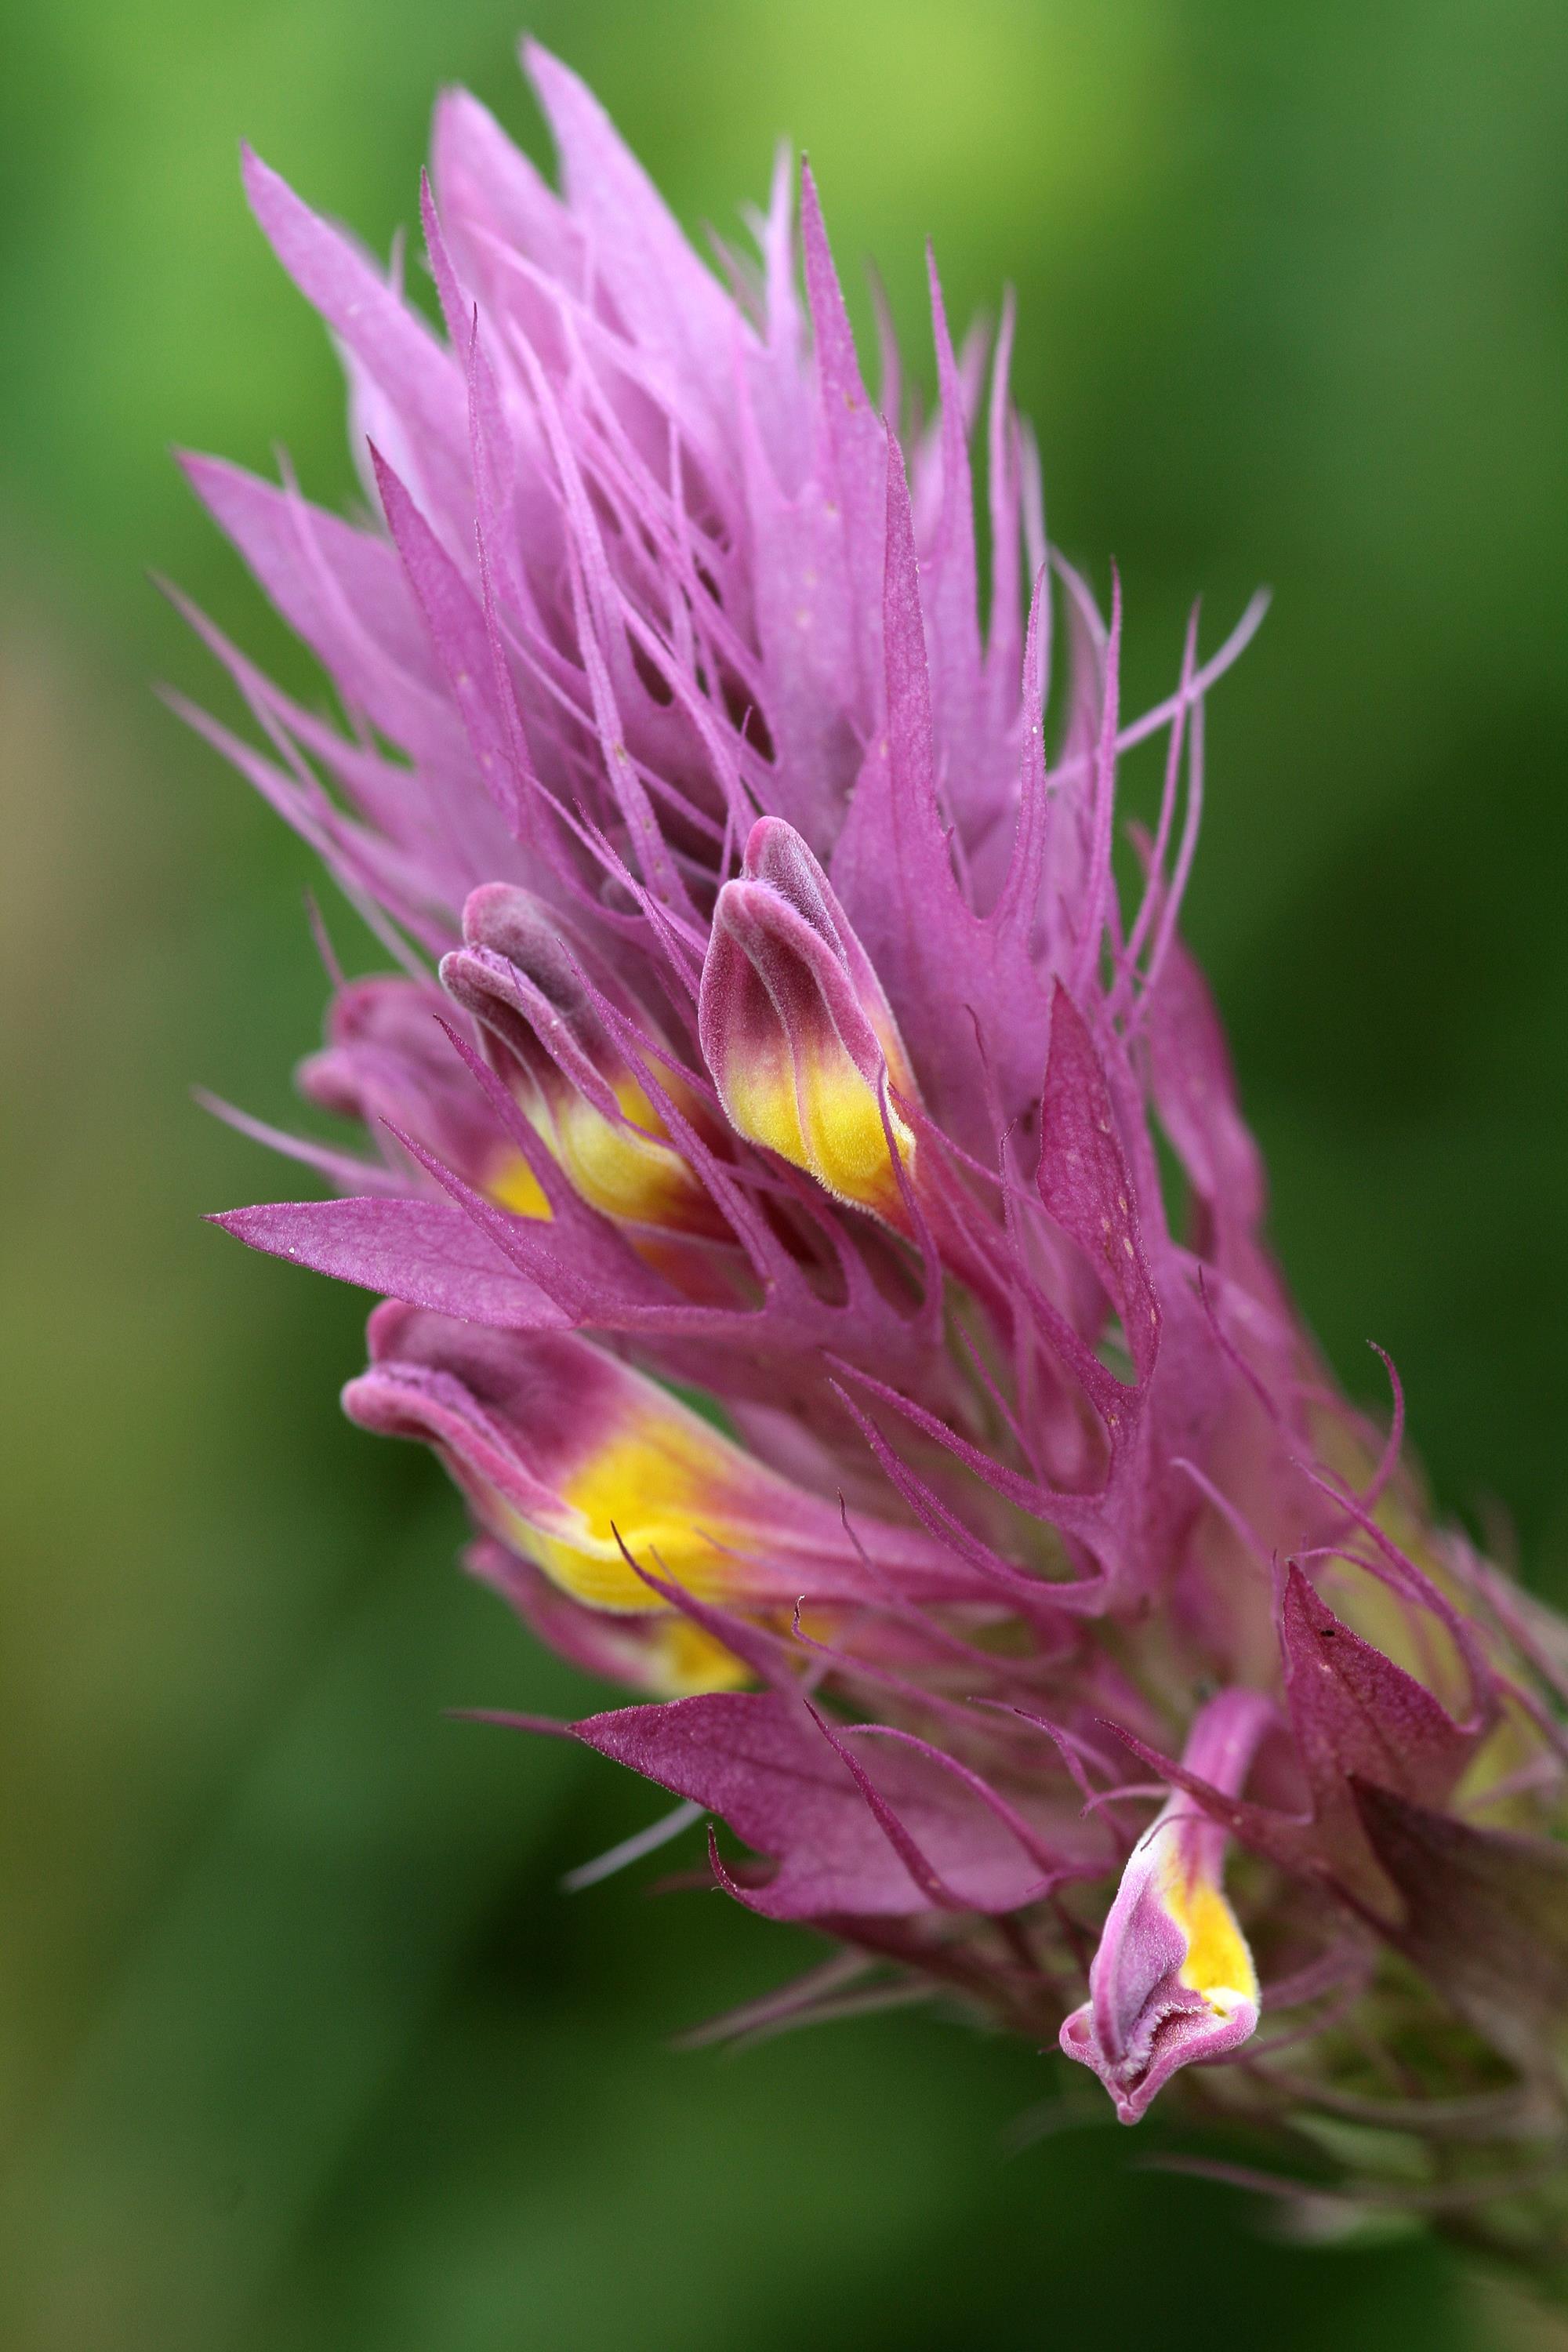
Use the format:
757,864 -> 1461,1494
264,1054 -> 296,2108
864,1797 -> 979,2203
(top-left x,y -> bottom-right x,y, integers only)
2,2 -> 1566,2345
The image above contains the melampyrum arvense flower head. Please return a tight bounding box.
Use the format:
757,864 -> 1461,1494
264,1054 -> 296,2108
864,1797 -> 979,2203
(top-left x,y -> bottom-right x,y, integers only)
187,41 -> 1568,2252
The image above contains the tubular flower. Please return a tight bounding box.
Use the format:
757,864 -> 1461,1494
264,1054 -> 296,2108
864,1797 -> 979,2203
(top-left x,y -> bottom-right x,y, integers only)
700,815 -> 920,1219
1061,1690 -> 1269,2122
441,884 -> 725,1236
193,43 -> 1568,2252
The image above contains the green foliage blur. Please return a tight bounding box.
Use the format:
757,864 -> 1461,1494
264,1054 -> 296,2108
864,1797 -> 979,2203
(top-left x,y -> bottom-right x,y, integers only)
2,2 -> 1566,2345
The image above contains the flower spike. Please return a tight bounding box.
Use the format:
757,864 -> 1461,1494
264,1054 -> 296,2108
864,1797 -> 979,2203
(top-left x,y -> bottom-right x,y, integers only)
193,44 -> 1568,2252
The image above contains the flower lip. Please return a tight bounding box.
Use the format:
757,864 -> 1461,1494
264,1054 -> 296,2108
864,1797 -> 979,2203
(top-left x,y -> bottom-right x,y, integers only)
446,880 -> 618,1104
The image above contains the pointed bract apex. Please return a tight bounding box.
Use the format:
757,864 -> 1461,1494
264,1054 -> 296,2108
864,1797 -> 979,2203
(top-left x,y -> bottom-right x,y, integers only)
699,818 -> 920,1220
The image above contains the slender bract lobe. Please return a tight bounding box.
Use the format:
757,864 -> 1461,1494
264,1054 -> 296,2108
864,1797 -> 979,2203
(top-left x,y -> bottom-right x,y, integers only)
187,41 -> 1568,2253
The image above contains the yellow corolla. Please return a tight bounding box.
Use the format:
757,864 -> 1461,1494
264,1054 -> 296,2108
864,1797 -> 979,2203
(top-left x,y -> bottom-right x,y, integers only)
503,1397 -> 782,1613
487,1148 -> 554,1219
1158,1838 -> 1258,2023
549,1076 -> 713,1229
485,1073 -> 720,1233
641,1612 -> 754,1695
699,818 -> 924,1222
720,1026 -> 916,1216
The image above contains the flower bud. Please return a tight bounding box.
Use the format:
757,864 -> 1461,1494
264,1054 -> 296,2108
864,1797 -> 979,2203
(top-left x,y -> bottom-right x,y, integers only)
442,884 -> 722,1236
699,818 -> 919,1219
1060,1690 -> 1271,2123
